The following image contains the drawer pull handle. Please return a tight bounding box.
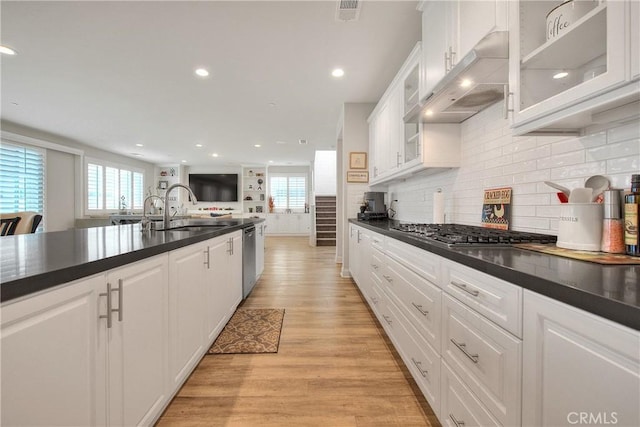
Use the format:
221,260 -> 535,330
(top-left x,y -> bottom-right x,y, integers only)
451,339 -> 479,364
411,302 -> 429,316
411,357 -> 428,378
371,297 -> 379,304
383,315 -> 392,325
449,413 -> 465,427
371,264 -> 379,270
451,281 -> 480,297
383,275 -> 393,283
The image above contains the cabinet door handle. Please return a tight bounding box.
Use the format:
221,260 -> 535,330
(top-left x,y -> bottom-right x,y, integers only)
383,315 -> 392,325
227,238 -> 233,255
444,51 -> 450,72
411,302 -> 429,316
449,46 -> 456,69
503,85 -> 514,119
113,279 -> 123,322
204,247 -> 210,268
357,230 -> 361,243
450,281 -> 480,297
449,413 -> 465,427
450,338 -> 479,364
99,282 -> 113,328
411,357 -> 428,378
396,151 -> 402,167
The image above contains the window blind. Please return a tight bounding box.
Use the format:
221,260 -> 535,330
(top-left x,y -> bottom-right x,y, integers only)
269,174 -> 307,211
0,142 -> 45,214
86,160 -> 144,213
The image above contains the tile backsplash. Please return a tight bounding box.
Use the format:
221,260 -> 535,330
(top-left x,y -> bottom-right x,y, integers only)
387,103 -> 640,234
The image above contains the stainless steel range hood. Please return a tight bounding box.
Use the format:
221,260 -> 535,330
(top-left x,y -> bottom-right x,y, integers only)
416,31 -> 509,123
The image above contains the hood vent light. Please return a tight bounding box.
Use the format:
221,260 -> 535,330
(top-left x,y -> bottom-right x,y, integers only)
336,0 -> 361,22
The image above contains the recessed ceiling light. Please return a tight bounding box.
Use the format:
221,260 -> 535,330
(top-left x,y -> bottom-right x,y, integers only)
0,45 -> 17,55
181,160 -> 187,163
211,153 -> 219,157
269,160 -> 274,163
135,143 -> 144,147
553,71 -> 569,79
195,144 -> 203,148
460,79 -> 472,88
425,110 -> 434,117
195,68 -> 209,77
276,140 -> 287,144
131,153 -> 143,157
332,68 -> 345,78
268,102 -> 277,107
254,144 -> 261,148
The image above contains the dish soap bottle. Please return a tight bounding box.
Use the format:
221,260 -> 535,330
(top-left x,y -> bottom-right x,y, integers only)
624,174 -> 640,256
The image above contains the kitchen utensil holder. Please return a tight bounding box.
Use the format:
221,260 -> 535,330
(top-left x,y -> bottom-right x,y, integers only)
557,203 -> 604,251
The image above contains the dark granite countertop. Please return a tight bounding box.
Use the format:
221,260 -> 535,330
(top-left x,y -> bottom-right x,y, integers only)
1,218 -> 263,303
350,219 -> 639,331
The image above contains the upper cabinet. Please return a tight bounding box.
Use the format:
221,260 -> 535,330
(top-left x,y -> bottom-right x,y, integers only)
419,0 -> 509,102
508,0 -> 640,135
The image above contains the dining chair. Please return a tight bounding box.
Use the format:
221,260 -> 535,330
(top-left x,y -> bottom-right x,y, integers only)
0,212 -> 42,234
1,217 -> 21,236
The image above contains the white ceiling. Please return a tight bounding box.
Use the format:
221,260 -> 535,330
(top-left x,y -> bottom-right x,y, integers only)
1,0 -> 421,167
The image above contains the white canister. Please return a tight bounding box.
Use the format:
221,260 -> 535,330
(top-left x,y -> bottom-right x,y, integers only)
546,0 -> 596,41
557,203 -> 604,251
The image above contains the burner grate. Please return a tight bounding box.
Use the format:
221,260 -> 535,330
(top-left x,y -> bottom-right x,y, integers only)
390,223 -> 556,246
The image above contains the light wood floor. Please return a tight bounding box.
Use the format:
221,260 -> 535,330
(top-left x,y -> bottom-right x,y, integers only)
156,237 -> 440,427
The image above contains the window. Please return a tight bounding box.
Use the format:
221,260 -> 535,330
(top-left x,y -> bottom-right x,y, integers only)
86,158 -> 144,213
269,174 -> 307,211
0,141 -> 45,215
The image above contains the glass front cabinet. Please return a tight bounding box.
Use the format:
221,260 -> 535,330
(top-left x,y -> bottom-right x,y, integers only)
508,0 -> 639,135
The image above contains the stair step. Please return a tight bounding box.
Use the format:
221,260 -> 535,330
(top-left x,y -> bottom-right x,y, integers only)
317,232 -> 336,239
316,225 -> 336,231
316,238 -> 336,246
316,212 -> 335,218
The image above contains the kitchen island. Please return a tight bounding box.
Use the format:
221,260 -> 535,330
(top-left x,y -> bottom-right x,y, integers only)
1,218 -> 264,427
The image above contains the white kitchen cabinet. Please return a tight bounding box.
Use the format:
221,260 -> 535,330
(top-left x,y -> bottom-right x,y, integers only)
265,213 -> 310,235
508,0 -> 639,135
441,294 -> 522,427
419,0 -> 508,102
522,290 -> 640,427
168,242 -> 207,388
1,275 -> 105,427
256,222 -> 266,279
105,255 -> 170,427
205,231 -> 242,344
349,224 -> 372,295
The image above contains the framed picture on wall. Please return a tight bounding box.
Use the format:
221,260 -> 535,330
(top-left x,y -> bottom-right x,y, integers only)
158,180 -> 168,190
347,171 -> 369,183
349,152 -> 367,169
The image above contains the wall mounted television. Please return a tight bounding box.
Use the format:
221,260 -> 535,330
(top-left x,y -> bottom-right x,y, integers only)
188,174 -> 239,202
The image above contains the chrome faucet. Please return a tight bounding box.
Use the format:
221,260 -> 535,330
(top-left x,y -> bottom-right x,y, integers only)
140,195 -> 163,232
163,184 -> 197,229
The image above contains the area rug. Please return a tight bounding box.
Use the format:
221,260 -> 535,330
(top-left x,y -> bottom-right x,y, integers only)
208,308 -> 285,354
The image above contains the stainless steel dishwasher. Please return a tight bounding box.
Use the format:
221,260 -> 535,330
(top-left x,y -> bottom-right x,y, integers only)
242,225 -> 257,299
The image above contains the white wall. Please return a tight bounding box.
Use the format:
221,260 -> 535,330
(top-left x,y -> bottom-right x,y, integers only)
387,103 -> 640,234
314,150 -> 337,196
339,103 -> 375,276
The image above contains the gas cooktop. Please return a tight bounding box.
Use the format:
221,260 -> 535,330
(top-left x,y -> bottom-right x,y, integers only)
389,223 -> 557,247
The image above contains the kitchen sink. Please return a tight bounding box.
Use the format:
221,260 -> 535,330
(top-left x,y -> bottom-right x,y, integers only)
149,218 -> 240,232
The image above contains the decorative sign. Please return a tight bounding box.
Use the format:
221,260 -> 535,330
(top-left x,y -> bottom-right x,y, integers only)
481,187 -> 512,230
349,152 -> 367,169
347,171 -> 369,183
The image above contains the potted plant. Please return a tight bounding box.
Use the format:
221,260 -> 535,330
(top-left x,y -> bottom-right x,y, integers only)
268,196 -> 275,213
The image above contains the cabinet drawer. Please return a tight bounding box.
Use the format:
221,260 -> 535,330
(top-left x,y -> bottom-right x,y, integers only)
442,294 -> 522,427
385,254 -> 442,352
441,360 -> 501,427
388,301 -> 441,419
386,238 -> 440,286
442,260 -> 522,337
370,232 -> 385,252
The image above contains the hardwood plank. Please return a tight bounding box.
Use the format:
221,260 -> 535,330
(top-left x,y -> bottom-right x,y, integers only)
156,237 -> 439,426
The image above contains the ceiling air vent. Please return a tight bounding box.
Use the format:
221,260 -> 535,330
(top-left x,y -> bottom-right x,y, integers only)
336,0 -> 361,22
298,139 -> 308,145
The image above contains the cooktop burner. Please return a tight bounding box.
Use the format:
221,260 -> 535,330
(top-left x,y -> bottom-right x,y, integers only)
390,223 -> 557,247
